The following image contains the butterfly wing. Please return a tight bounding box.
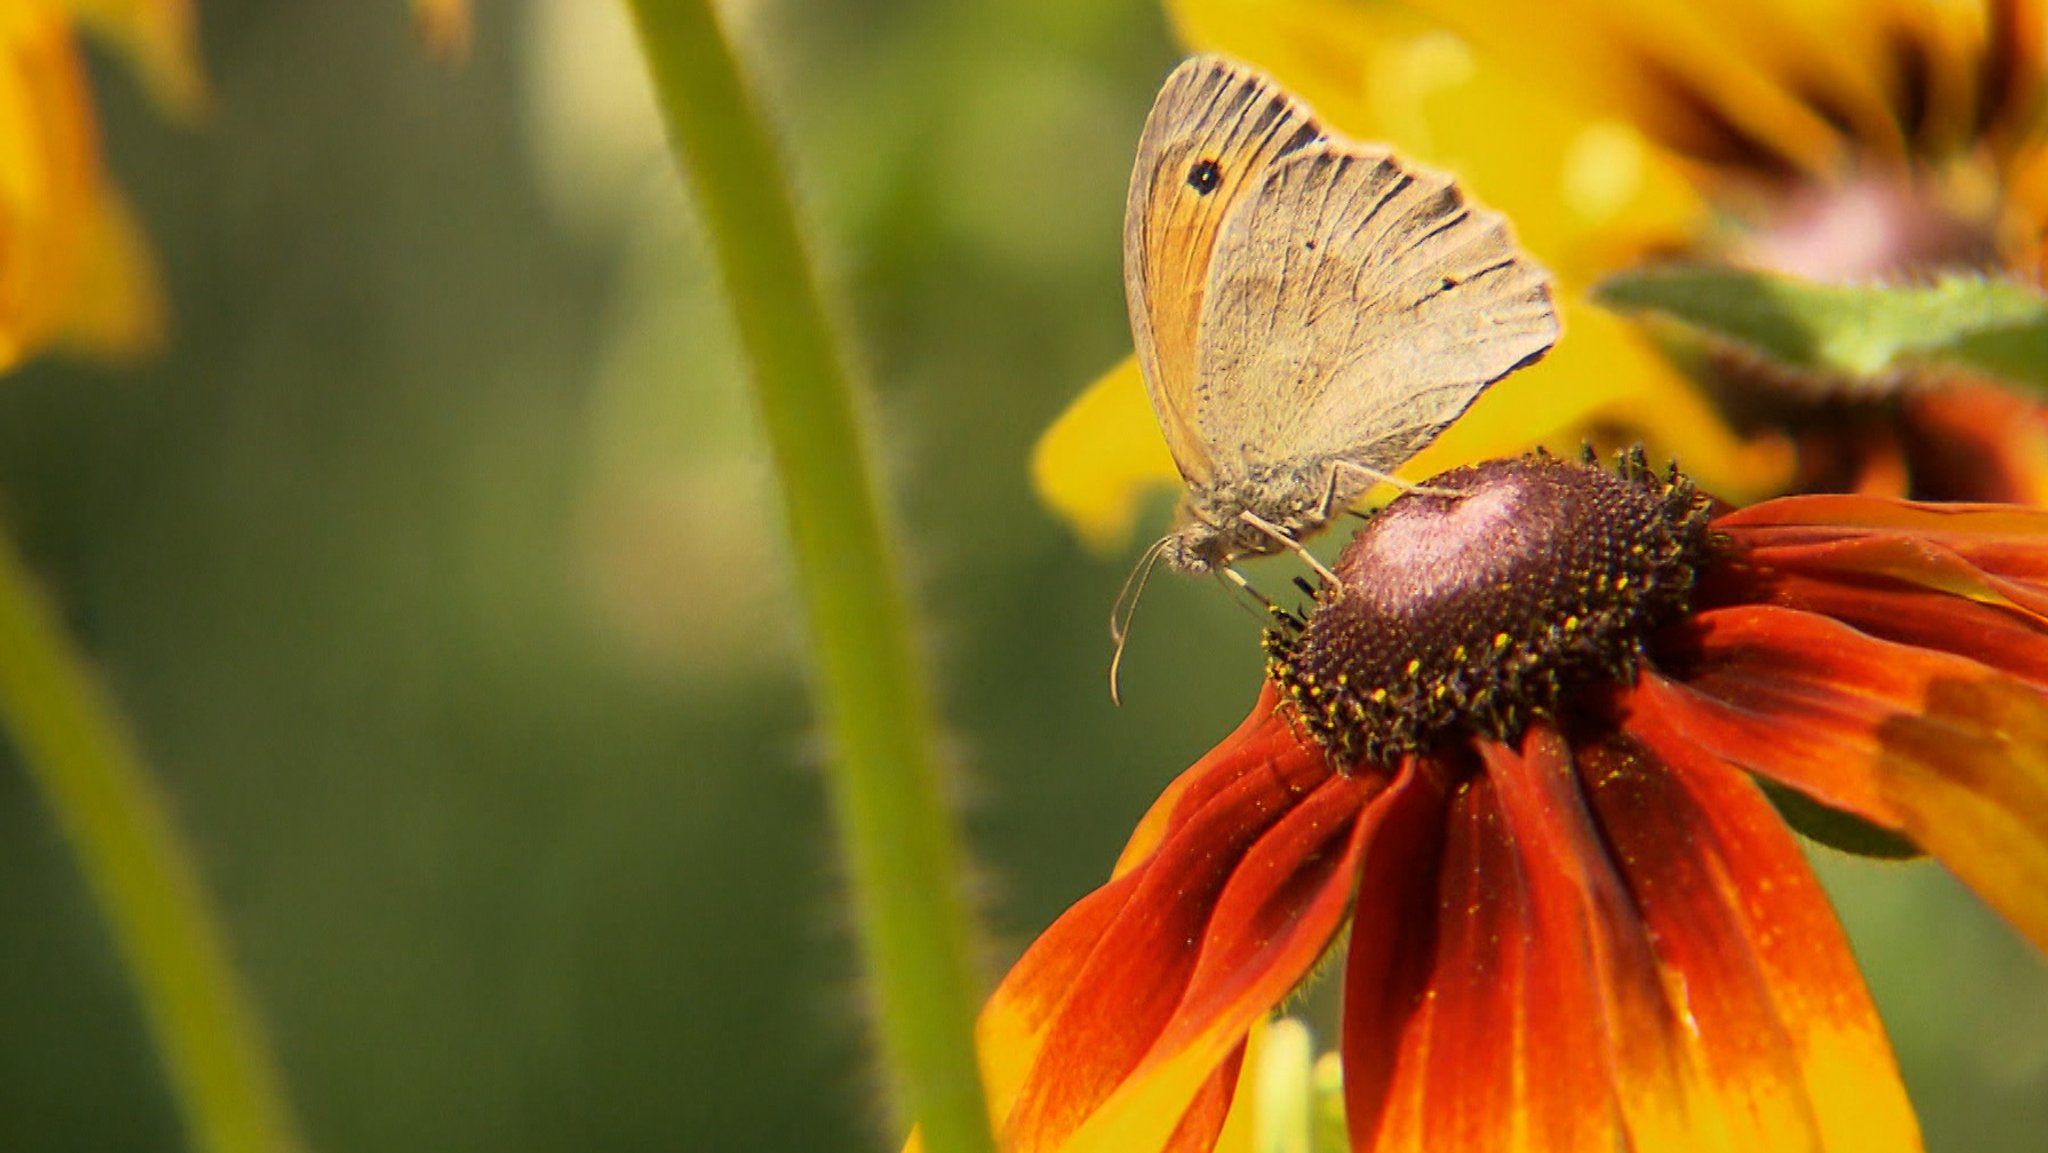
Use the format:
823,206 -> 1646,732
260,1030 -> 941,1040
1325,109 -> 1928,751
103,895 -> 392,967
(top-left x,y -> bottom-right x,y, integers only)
1192,141 -> 1559,490
1125,56 -> 1325,488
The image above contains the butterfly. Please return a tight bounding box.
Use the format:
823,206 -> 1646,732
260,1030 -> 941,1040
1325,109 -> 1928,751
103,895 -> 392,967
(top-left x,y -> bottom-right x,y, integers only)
1124,54 -> 1561,580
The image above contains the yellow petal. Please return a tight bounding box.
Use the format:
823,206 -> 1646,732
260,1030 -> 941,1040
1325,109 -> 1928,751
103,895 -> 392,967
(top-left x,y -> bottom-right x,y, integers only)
59,0 -> 208,118
1400,302 -> 1794,503
1169,0 -> 1707,285
0,3 -> 98,371
1032,306 -> 1790,551
55,182 -> 165,362
1335,0 -> 1852,174
0,4 -> 166,372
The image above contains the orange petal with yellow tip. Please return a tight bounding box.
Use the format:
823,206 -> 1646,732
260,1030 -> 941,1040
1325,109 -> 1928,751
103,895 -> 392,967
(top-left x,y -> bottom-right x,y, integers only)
1576,727 -> 1924,1153
938,686 -> 1378,1153
1639,605 -> 2048,954
1860,673 -> 2048,957
1159,1040 -> 1245,1153
1483,727 -> 1720,1153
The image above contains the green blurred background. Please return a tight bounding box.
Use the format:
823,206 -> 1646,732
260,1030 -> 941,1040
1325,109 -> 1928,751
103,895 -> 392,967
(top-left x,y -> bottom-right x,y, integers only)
0,1 -> 2043,1150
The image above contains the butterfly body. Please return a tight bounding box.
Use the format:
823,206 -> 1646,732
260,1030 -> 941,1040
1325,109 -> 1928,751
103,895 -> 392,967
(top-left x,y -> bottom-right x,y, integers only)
1124,56 -> 1560,576
1159,463 -> 1347,573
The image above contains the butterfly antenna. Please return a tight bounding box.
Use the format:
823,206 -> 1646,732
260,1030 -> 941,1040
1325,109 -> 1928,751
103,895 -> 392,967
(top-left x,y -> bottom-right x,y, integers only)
1109,537 -> 1172,706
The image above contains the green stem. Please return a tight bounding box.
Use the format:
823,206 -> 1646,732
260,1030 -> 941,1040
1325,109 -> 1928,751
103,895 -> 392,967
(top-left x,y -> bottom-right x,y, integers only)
620,5 -> 995,1153
0,531 -> 303,1153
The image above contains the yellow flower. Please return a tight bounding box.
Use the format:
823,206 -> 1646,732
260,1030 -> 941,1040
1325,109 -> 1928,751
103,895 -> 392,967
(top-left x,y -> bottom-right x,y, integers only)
1037,0 -> 2048,549
59,0 -> 207,116
412,0 -> 472,63
0,0 -> 202,375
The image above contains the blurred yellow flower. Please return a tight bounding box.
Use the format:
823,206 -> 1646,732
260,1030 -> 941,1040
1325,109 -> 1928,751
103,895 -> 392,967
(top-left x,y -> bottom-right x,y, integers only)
0,0 -> 202,375
1039,2 -> 1793,552
1038,0 -> 2048,550
413,0 -> 472,63
60,0 -> 207,116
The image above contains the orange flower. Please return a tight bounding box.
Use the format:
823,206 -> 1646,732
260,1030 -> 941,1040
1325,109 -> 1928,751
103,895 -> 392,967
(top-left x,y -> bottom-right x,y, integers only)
0,0 -> 201,375
956,453 -> 2048,1152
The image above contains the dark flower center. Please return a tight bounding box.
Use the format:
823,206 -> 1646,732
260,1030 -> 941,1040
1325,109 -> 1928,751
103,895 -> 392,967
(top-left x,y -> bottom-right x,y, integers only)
1266,452 -> 1717,768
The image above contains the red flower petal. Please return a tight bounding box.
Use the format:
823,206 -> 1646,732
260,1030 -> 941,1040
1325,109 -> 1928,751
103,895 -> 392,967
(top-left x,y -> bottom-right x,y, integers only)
980,688 -> 1379,1153
1899,381 -> 2048,505
1336,754 -> 1450,1149
1341,737 -> 1621,1151
1645,604 -> 1972,825
1702,568 -> 2048,688
1712,529 -> 2048,618
1486,727 -> 1720,1153
1575,724 -> 1923,1152
1717,495 -> 2048,577
1639,605 -> 2048,953
1160,1040 -> 1244,1153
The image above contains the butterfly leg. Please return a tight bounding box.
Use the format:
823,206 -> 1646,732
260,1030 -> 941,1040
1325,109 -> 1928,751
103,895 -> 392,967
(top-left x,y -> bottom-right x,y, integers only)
1235,510 -> 1340,588
1215,563 -> 1285,615
1219,566 -> 1314,637
1329,460 -> 1460,502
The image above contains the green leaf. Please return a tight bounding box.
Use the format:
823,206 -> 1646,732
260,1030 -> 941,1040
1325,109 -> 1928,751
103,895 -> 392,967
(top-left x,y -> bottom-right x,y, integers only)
1758,778 -> 1922,861
1594,265 -> 2048,393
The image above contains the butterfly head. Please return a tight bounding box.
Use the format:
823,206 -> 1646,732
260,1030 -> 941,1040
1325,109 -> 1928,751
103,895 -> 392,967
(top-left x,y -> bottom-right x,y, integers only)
1162,469 -> 1332,574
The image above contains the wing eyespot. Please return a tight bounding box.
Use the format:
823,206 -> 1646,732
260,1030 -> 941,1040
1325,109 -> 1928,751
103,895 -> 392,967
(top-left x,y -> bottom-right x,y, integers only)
1186,158 -> 1223,195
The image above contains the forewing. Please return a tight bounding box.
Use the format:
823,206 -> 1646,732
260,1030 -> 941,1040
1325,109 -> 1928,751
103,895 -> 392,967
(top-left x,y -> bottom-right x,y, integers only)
1191,143 -> 1559,477
1125,55 -> 1325,487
